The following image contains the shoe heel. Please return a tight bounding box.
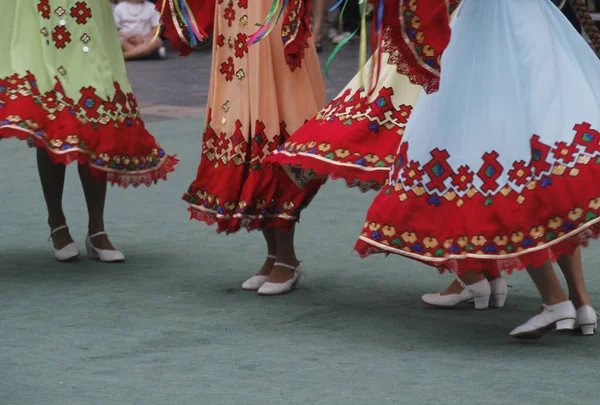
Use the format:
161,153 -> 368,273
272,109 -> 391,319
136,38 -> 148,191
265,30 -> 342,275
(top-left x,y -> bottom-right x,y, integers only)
86,245 -> 98,260
474,295 -> 490,310
556,318 -> 575,331
581,324 -> 597,336
490,294 -> 507,308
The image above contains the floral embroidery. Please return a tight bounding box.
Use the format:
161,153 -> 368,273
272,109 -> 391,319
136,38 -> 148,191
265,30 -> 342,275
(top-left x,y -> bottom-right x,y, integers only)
70,1 -> 92,25
38,0 -> 51,19
390,123 -> 600,204
52,25 -> 72,49
219,57 -> 235,81
0,72 -> 170,175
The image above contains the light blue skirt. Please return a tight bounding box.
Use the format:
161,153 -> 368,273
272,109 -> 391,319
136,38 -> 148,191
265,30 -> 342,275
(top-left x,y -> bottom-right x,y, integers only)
357,0 -> 600,273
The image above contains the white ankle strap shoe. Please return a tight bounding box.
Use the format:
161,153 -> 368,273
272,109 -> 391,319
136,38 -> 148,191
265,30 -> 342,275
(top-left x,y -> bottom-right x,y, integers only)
50,225 -> 80,262
86,232 -> 125,263
257,262 -> 303,296
510,300 -> 576,339
422,278 -> 491,310
241,255 -> 275,291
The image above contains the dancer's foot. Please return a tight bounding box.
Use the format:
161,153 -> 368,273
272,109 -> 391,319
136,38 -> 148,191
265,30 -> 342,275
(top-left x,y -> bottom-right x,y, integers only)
87,226 -> 115,251
258,262 -> 302,296
49,222 -> 74,250
242,255 -> 275,291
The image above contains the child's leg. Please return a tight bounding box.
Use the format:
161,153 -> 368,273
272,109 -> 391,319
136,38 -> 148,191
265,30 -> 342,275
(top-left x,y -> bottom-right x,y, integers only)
267,226 -> 299,283
256,228 -> 277,276
123,38 -> 162,60
526,261 -> 569,305
37,148 -> 74,249
77,164 -> 115,250
557,248 -> 591,308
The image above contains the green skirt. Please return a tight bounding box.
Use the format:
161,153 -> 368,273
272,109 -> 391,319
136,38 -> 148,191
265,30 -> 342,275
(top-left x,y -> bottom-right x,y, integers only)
0,0 -> 177,187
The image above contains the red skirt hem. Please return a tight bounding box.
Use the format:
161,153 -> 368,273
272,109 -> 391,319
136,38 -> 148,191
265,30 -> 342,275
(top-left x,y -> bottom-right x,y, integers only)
268,150 -> 389,192
183,198 -> 297,234
3,126 -> 178,188
354,222 -> 600,277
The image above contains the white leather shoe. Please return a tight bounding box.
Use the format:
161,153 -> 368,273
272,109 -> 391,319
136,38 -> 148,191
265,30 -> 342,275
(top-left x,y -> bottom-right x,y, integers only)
50,225 -> 80,262
510,300 -> 576,339
257,262 -> 302,296
422,278 -> 491,310
575,305 -> 598,336
489,277 -> 508,308
242,275 -> 269,291
242,256 -> 274,291
86,232 -> 125,263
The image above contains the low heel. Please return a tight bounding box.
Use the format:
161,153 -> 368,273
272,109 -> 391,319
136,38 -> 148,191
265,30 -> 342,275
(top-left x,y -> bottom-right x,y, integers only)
556,318 -> 576,331
86,245 -> 98,260
580,323 -> 597,336
474,295 -> 490,310
490,294 -> 507,308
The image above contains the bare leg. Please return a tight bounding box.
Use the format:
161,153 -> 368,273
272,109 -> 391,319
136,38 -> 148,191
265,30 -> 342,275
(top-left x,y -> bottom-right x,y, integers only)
526,261 -> 568,305
267,225 -> 299,283
123,39 -> 162,61
121,40 -> 135,54
37,149 -> 74,249
557,248 -> 591,308
77,164 -> 115,250
256,228 -> 277,276
312,0 -> 327,43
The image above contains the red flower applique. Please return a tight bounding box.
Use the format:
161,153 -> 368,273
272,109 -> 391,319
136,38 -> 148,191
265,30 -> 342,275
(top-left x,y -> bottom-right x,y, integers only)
70,1 -> 92,25
219,57 -> 235,81
223,3 -> 236,27
233,33 -> 248,58
508,161 -> 532,187
52,26 -> 72,49
552,141 -> 579,164
451,165 -> 474,192
38,0 -> 51,19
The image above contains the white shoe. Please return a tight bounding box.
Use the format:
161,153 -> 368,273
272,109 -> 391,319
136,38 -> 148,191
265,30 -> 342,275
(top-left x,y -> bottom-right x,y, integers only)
422,278 -> 491,310
489,277 -> 508,308
86,232 -> 125,263
257,262 -> 303,296
158,46 -> 167,59
575,305 -> 598,336
50,225 -> 80,262
241,255 -> 274,291
510,300 -> 576,339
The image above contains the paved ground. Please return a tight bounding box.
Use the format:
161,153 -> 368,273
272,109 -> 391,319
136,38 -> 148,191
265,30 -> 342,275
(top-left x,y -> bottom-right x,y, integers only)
2,46 -> 600,405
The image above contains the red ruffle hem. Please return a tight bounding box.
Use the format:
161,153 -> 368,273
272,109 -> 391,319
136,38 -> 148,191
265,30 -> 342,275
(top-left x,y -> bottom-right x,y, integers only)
355,125 -> 600,276
182,162 -> 323,234
0,72 -> 178,188
266,85 -> 413,192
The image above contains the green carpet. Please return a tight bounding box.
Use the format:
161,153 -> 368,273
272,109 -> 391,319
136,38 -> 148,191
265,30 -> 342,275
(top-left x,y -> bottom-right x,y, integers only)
1,118 -> 599,405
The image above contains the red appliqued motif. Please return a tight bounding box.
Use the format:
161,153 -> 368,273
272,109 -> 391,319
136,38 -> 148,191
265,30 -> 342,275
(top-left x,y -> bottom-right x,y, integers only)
402,161 -> 425,187
237,0 -> 248,9
223,2 -> 236,27
216,35 -> 225,47
52,26 -> 72,49
234,33 -> 248,58
552,141 -> 578,164
508,161 -> 532,186
219,57 -> 235,81
78,87 -> 104,119
38,0 -> 51,19
451,166 -> 474,192
70,1 -> 92,25
477,151 -> 503,192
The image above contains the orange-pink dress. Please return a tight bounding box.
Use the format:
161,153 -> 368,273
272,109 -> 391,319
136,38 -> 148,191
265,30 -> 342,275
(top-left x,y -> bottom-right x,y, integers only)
159,0 -> 326,233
